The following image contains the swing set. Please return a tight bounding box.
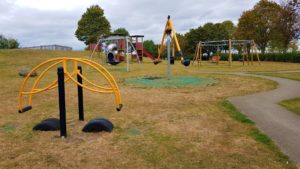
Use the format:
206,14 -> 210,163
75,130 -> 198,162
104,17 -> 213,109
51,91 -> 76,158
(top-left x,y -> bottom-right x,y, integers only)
193,39 -> 261,66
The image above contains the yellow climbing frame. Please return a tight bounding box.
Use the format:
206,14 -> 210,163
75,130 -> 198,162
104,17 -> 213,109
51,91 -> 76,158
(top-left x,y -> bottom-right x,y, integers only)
18,57 -> 122,113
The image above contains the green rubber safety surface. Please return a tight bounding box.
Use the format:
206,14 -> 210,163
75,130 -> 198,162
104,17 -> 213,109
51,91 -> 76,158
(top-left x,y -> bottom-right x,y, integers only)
128,129 -> 142,135
125,76 -> 216,88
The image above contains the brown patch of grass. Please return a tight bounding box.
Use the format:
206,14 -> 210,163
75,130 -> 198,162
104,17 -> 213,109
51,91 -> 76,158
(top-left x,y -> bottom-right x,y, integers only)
188,61 -> 300,72
0,49 -> 297,168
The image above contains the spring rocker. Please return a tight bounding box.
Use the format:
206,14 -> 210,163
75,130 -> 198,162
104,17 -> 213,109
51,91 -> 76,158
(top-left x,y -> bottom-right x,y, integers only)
18,57 -> 122,138
156,16 -> 190,67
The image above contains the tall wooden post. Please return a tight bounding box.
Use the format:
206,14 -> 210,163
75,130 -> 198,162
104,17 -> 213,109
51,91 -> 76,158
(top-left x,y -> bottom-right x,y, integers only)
253,42 -> 261,65
251,42 -> 254,66
242,44 -> 245,66
193,43 -> 198,65
229,39 -> 232,67
251,43 -> 254,66
199,43 -> 202,66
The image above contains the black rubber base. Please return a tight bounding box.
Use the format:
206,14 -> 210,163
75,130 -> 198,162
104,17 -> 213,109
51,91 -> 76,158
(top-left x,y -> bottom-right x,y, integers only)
107,61 -> 121,65
18,106 -> 32,113
181,59 -> 191,67
153,60 -> 159,65
170,57 -> 175,64
33,118 -> 60,131
82,118 -> 114,133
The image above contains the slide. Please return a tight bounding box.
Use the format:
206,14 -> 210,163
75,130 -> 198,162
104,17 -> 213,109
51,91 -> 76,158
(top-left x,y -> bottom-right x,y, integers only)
143,50 -> 156,60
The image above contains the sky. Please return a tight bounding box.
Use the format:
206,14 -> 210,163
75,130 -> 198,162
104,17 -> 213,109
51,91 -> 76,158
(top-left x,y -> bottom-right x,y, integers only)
0,0 -> 282,50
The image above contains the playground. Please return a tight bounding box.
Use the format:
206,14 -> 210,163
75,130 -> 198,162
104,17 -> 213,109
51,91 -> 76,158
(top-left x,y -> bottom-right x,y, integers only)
0,49 -> 300,168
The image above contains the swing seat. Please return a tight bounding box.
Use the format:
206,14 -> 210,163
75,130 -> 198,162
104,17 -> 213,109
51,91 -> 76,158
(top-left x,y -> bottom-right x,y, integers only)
107,61 -> 121,65
211,56 -> 220,63
107,53 -> 121,65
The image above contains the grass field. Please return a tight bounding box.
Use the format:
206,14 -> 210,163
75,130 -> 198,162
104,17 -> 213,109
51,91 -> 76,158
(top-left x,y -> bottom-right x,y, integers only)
257,72 -> 300,81
280,98 -> 300,116
0,49 -> 299,169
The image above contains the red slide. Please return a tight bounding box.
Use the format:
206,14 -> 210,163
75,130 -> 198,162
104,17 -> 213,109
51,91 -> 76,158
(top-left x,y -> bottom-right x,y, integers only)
143,50 -> 156,60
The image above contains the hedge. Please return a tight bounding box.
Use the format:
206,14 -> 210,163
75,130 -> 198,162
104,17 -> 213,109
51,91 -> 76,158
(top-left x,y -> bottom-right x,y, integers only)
217,52 -> 300,63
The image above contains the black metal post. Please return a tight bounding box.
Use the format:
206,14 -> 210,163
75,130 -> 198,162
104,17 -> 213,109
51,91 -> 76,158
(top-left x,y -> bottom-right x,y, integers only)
77,66 -> 84,121
57,67 -> 67,138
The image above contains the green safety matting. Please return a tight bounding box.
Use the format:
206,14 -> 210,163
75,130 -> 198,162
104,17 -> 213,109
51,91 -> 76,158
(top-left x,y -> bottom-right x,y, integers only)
128,129 -> 142,135
125,76 -> 216,88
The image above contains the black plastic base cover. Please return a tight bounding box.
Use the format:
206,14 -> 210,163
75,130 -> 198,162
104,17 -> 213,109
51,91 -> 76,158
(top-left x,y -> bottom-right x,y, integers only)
153,60 -> 159,65
82,118 -> 114,133
18,106 -> 32,113
181,59 -> 191,67
33,118 -> 60,131
107,61 -> 121,65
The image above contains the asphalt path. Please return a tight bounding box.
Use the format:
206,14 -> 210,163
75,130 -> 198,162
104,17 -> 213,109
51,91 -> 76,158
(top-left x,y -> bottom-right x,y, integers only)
228,73 -> 300,164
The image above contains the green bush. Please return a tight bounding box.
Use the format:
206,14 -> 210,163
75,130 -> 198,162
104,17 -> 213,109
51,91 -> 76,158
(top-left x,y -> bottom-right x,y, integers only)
0,35 -> 19,49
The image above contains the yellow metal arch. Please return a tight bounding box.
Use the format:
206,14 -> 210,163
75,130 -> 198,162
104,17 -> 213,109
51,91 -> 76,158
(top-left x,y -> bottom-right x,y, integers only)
18,57 -> 122,113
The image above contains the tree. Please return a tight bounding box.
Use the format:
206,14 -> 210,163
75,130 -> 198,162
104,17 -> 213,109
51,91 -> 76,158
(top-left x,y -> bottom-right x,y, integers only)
184,21 -> 236,54
288,0 -> 300,39
221,20 -> 236,39
113,28 -> 129,36
185,26 -> 206,53
0,35 -> 19,49
235,0 -> 282,53
269,0 -> 300,52
75,5 -> 111,45
143,40 -> 157,56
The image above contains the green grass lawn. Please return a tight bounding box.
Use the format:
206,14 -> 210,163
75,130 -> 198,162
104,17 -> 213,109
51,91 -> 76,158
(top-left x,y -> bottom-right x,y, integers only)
280,98 -> 300,116
0,49 -> 298,169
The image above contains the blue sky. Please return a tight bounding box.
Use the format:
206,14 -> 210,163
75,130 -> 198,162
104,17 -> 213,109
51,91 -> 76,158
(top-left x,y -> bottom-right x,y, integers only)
0,0 -> 283,50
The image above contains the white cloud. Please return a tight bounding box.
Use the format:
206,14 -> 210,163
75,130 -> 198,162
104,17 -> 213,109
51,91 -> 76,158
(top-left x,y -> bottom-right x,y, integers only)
14,0 -> 99,11
0,0 -> 282,50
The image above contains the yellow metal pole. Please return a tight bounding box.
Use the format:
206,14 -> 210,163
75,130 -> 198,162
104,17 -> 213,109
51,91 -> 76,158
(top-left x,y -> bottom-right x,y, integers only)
19,58 -> 123,112
169,20 -> 181,52
158,21 -> 168,62
193,43 -> 199,65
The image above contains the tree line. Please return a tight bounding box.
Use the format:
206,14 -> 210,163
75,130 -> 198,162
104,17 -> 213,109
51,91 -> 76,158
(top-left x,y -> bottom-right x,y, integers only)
76,0 -> 299,54
0,35 -> 19,49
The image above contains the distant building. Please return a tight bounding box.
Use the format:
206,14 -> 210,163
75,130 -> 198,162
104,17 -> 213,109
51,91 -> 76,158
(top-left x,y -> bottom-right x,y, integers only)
25,44 -> 72,51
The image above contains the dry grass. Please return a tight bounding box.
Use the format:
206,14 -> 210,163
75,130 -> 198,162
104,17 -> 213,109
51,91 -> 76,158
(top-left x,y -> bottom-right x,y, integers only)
0,49 -> 298,169
256,72 -> 300,81
188,60 -> 300,72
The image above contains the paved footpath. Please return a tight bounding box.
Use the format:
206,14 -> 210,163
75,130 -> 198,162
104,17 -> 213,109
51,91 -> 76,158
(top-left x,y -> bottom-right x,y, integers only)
228,73 -> 300,165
